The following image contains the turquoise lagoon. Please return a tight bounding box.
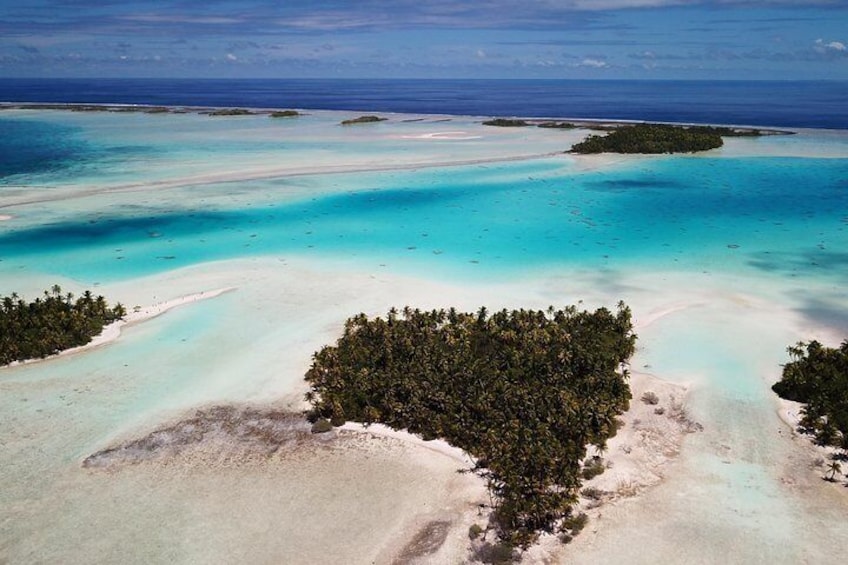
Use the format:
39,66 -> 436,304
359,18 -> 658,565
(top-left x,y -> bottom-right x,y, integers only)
2,109 -> 848,563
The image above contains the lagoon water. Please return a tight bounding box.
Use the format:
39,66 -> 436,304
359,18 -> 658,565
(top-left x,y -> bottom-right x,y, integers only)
1,93 -> 848,563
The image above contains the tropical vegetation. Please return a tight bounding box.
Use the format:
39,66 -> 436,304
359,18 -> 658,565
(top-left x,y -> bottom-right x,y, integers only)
305,303 -> 636,548
206,108 -> 255,116
570,123 -> 724,154
0,286 -> 126,365
772,340 -> 848,462
482,118 -> 530,127
340,115 -> 387,125
537,121 -> 577,129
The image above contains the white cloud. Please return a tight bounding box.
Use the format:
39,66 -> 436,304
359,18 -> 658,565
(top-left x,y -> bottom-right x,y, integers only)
476,49 -> 487,58
815,38 -> 847,53
121,14 -> 242,25
578,57 -> 609,68
226,53 -> 238,61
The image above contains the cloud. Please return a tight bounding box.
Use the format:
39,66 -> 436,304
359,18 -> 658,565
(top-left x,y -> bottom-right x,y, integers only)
815,38 -> 846,52
577,57 -> 609,68
226,53 -> 238,61
119,14 -> 243,25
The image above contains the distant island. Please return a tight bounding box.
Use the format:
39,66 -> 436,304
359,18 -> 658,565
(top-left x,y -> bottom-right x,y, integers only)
340,115 -> 387,125
305,303 -> 636,551
482,118 -> 530,127
772,340 -> 848,473
0,286 -> 126,365
538,121 -> 578,129
570,123 -> 727,154
204,108 -> 255,116
270,110 -> 301,118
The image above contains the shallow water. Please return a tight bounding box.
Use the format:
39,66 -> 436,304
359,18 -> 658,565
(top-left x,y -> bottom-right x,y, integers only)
1,109 -> 847,564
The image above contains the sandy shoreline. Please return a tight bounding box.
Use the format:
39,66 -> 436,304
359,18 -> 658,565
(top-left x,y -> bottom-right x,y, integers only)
73,367 -> 693,564
2,286 -> 236,370
0,151 -> 564,212
0,101 -> 798,133
3,254 -> 847,563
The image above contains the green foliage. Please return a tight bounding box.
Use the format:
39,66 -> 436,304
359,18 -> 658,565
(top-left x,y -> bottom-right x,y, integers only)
580,486 -> 604,501
570,124 -> 724,154
0,286 -> 125,365
340,115 -> 387,125
482,118 -> 530,127
478,541 -> 516,564
270,110 -> 300,118
561,511 -> 588,534
310,418 -> 333,434
305,303 -> 636,547
207,108 -> 255,116
698,126 -> 762,137
469,523 -> 485,540
537,121 -> 577,129
581,458 -> 606,480
772,340 -> 848,455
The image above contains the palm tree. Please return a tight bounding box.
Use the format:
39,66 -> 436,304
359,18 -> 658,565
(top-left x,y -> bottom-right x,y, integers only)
825,460 -> 842,482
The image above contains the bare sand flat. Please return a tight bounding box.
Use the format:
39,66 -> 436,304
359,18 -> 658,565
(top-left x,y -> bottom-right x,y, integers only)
4,255 -> 846,563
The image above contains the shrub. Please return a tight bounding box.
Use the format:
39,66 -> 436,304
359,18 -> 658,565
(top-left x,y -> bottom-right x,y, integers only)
581,487 -> 604,501
562,512 -> 589,534
469,523 -> 484,540
581,458 -> 605,480
479,541 -> 516,564
310,418 -> 333,434
641,391 -> 660,405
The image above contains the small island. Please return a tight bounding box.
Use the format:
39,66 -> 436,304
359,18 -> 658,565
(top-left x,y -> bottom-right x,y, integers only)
305,303 -> 636,552
772,340 -> 848,474
538,121 -> 578,129
340,115 -> 387,125
570,123 -> 725,154
205,108 -> 255,116
0,286 -> 126,365
482,118 -> 530,127
269,110 -> 301,118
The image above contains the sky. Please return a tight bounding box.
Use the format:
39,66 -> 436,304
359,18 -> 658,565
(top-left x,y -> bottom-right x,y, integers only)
0,1 -> 846,80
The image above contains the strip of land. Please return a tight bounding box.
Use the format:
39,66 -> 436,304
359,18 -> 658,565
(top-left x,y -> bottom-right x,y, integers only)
3,287 -> 235,369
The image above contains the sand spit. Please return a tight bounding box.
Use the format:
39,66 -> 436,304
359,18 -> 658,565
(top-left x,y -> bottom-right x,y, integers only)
776,397 -> 848,485
79,369 -> 693,564
518,371 -> 696,563
399,131 -> 483,140
0,151 -> 562,212
2,286 -> 235,370
79,403 -> 487,564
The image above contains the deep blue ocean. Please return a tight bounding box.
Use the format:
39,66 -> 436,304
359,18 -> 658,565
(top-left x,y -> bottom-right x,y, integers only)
2,78 -> 847,129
